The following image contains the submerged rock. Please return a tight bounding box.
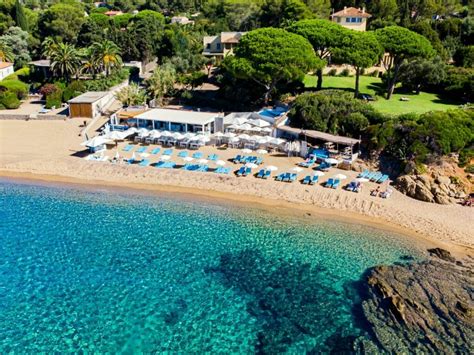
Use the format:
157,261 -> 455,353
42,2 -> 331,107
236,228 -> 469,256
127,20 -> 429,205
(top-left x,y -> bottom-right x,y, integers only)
359,249 -> 473,353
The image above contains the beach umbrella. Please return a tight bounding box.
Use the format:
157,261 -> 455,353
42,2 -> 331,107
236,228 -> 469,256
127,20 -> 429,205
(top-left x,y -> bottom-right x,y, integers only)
114,151 -> 120,160
182,156 -> 194,162
325,158 -> 339,165
356,177 -> 369,182
105,131 -> 125,140
268,138 -> 285,145
183,132 -> 195,139
160,130 -> 173,137
248,126 -> 262,132
81,136 -> 112,147
238,134 -> 251,140
248,118 -> 271,128
242,148 -> 252,153
198,136 -> 211,143
239,123 -> 252,131
215,160 -> 226,166
189,135 -> 200,141
198,158 -> 209,164
256,136 -> 272,144
256,149 -> 268,154
266,165 -> 278,171
150,130 -> 162,139
227,124 -> 241,130
292,167 -> 303,172
131,152 -> 136,161
224,132 -> 236,138
232,117 -> 249,125
245,163 -> 258,169
140,152 -> 150,158
262,127 -> 272,133
172,132 -> 185,140
126,127 -> 138,133
137,128 -> 149,137
313,171 -> 325,177
213,132 -> 225,138
229,137 -> 240,143
333,173 -> 347,180
161,155 -> 171,161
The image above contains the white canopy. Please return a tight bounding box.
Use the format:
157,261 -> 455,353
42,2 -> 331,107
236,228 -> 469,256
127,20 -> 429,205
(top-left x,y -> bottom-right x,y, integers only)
248,118 -> 271,128
172,132 -> 185,140
81,136 -> 112,148
238,134 -> 251,140
268,138 -> 286,145
213,132 -> 225,138
198,135 -> 211,143
104,131 -> 126,140
137,128 -> 149,137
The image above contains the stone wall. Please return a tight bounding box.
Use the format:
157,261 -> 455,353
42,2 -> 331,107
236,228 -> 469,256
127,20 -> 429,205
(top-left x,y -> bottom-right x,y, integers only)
0,113 -> 66,120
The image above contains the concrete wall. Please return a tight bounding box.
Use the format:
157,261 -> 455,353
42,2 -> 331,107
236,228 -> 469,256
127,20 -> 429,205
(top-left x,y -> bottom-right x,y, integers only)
0,66 -> 14,80
0,113 -> 66,120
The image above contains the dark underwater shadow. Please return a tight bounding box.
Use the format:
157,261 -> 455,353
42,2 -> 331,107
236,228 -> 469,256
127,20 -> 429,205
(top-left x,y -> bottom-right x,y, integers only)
205,249 -> 372,354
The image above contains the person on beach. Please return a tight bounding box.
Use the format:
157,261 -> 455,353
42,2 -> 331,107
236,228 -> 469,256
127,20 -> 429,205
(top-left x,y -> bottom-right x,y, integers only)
371,186 -> 380,197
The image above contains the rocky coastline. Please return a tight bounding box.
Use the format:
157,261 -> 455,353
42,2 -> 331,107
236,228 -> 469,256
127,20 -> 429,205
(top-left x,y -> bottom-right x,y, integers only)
356,248 -> 473,353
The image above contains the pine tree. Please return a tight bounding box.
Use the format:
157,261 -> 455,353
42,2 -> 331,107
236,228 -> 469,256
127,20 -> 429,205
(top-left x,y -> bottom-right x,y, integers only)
15,0 -> 28,32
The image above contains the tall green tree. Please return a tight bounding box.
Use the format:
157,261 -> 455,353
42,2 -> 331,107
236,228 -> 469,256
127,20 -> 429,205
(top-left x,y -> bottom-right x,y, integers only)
0,26 -> 31,68
288,19 -> 348,89
115,83 -> 146,107
48,42 -> 82,82
332,31 -> 383,98
224,27 -> 322,103
398,57 -> 446,94
375,26 -> 434,99
90,40 -> 122,76
145,63 -> 176,106
38,2 -> 85,43
14,0 -> 28,32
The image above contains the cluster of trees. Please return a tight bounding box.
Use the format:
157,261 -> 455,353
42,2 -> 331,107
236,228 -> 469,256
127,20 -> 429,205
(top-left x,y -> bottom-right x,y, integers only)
289,89 -> 473,171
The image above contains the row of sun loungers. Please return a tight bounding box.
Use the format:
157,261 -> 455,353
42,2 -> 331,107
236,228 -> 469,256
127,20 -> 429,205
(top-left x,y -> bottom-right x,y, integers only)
276,173 -> 298,182
325,178 -> 341,189
302,175 -> 319,185
358,170 -> 389,184
256,169 -> 272,179
233,155 -> 263,165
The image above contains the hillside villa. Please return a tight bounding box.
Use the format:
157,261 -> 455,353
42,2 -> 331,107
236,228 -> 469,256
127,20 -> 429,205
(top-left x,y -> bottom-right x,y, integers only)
330,7 -> 371,31
203,32 -> 246,59
0,62 -> 14,81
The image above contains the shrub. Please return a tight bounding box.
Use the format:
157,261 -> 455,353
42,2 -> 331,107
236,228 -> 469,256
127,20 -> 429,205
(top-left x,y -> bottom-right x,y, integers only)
368,70 -> 379,77
62,81 -> 86,102
39,83 -> 60,98
84,68 -> 129,91
327,68 -> 337,76
45,89 -> 63,109
4,67 -> 30,81
0,80 -> 29,99
465,164 -> 474,174
0,91 -> 21,109
339,68 -> 351,77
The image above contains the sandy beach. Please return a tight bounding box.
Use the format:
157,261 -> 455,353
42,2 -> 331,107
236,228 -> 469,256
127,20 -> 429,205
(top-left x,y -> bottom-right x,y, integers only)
1,119 -> 472,252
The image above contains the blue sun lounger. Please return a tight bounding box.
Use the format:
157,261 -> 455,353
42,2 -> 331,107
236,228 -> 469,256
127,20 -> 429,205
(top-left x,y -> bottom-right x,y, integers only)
346,181 -> 357,191
151,147 -> 161,155
122,144 -> 134,152
242,167 -> 252,177
332,179 -> 341,189
310,175 -> 319,185
163,149 -> 173,156
197,165 -> 209,172
358,170 -> 369,178
377,174 -> 389,184
325,178 -> 334,188
288,173 -> 297,182
257,169 -> 265,178
215,167 -> 230,174
370,173 -> 383,182
302,175 -> 311,184
208,154 -> 218,161
282,173 -> 291,182
275,173 -> 285,181
127,157 -> 136,165
192,152 -> 203,159
263,170 -> 271,179
178,151 -> 188,158
317,162 -> 330,171
136,146 -> 147,153
139,159 -> 150,167
233,155 -> 242,163
236,166 -> 246,176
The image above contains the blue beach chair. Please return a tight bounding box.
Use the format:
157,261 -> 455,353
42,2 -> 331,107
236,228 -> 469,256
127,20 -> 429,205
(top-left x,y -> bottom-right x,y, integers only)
282,173 -> 291,182
332,179 -> 341,189
139,159 -> 150,167
236,166 -> 246,176
243,167 -> 252,177
378,175 -> 389,184
302,175 -> 311,184
122,144 -> 134,152
263,170 -> 271,179
233,155 -> 242,163
208,154 -> 218,161
192,152 -> 203,159
163,149 -> 173,156
178,151 -> 188,158
310,175 -> 319,185
257,169 -> 265,178
151,147 -> 161,155
288,173 -> 297,182
325,178 -> 334,188
136,146 -> 147,153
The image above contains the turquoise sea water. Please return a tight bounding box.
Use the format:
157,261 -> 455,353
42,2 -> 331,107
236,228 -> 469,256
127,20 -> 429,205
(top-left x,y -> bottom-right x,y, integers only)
0,180 -> 425,353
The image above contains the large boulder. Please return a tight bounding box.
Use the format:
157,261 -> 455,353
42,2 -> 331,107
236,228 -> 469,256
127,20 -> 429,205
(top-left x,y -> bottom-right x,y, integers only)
360,250 -> 473,353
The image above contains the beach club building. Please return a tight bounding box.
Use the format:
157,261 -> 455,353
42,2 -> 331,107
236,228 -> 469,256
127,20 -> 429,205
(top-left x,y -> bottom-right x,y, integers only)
118,108 -> 223,134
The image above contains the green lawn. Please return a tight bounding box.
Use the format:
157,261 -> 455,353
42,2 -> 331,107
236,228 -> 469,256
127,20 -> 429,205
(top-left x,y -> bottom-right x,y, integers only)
303,75 -> 462,115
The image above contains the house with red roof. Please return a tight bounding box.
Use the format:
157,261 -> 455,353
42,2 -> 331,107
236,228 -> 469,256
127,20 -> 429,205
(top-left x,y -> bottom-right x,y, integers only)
330,7 -> 371,31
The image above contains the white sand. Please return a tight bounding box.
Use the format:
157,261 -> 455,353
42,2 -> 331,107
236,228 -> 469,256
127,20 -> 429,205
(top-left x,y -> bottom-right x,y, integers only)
1,119 -> 473,251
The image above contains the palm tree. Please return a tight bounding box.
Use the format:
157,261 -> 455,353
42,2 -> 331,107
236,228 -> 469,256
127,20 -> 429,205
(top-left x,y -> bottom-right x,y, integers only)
146,64 -> 176,106
41,37 -> 60,59
80,48 -> 99,79
0,41 -> 14,62
115,83 -> 146,107
90,40 -> 122,76
49,42 -> 82,83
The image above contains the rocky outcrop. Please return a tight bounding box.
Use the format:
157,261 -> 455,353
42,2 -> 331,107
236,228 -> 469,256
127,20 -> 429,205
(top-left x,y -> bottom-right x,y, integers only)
360,249 -> 473,353
396,174 -> 467,204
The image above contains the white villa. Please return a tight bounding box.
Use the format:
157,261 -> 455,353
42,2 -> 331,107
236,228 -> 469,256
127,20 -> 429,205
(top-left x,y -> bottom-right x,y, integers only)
0,62 -> 14,80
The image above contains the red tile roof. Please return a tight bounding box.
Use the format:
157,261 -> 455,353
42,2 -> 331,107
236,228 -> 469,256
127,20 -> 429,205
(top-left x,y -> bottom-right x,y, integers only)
0,62 -> 13,69
331,7 -> 371,18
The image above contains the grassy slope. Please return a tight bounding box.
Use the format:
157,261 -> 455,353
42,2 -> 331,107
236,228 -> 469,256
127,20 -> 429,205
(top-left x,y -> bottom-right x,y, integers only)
303,75 -> 462,115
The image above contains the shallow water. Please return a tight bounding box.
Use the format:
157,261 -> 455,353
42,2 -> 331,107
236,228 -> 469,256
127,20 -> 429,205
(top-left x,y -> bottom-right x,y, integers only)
0,180 -> 425,352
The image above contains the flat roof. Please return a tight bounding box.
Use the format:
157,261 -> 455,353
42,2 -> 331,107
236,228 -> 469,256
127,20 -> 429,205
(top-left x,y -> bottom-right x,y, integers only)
29,59 -> 51,67
134,108 -> 219,126
278,126 -> 361,146
68,91 -> 109,104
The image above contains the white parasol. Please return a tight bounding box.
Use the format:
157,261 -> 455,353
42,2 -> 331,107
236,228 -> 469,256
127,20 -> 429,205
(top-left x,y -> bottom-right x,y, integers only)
333,173 -> 347,180
265,165 -> 278,171
182,156 -> 194,162
198,159 -> 209,164
292,167 -> 303,172
313,171 -> 325,177
256,149 -> 268,154
215,160 -> 226,166
242,148 -> 253,153
160,155 -> 171,161
245,163 -> 258,169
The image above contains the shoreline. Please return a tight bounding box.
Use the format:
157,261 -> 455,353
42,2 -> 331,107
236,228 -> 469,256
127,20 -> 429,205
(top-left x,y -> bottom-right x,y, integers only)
2,169 -> 472,258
